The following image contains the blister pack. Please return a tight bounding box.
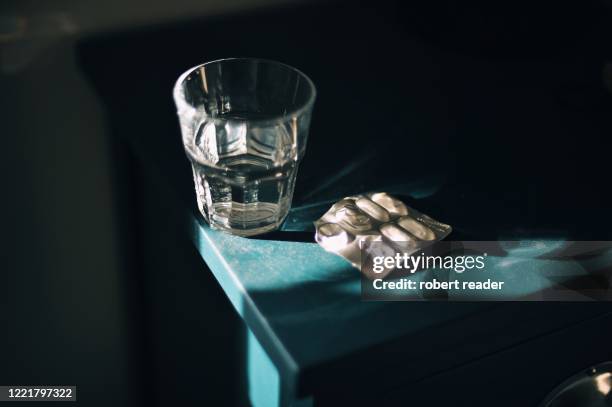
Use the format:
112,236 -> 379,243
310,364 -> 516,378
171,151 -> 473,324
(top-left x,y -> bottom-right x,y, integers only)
314,192 -> 452,278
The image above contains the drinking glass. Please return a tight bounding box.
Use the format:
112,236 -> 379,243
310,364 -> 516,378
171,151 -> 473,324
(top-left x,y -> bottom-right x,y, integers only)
173,58 -> 316,236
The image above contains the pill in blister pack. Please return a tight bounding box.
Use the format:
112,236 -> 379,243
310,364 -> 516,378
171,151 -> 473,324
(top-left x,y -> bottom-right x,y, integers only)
314,192 -> 452,277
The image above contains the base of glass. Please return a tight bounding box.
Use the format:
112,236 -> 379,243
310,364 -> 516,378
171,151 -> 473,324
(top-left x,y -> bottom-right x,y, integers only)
207,219 -> 283,237
203,202 -> 289,237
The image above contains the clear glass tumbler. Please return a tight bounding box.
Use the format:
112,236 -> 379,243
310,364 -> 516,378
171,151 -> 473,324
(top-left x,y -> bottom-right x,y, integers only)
173,58 -> 316,236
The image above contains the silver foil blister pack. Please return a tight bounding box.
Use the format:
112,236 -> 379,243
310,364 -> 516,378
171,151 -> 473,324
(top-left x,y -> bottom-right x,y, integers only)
314,192 -> 452,278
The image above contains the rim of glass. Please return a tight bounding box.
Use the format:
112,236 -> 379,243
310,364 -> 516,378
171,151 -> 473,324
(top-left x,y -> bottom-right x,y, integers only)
173,57 -> 317,124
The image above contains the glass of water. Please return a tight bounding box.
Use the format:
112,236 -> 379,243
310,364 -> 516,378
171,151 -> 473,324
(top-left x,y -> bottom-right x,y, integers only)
173,58 -> 316,236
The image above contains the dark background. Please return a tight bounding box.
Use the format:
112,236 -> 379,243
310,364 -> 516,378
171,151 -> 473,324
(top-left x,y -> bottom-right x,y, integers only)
1,0 -> 612,405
